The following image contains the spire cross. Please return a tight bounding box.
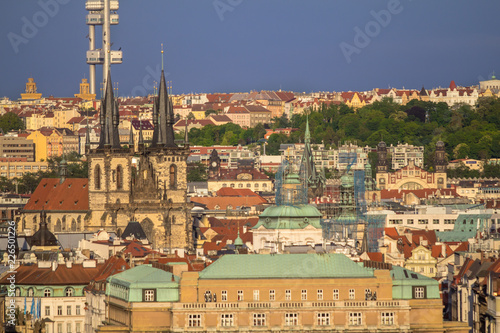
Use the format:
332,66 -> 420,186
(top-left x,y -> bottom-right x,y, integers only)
161,43 -> 164,71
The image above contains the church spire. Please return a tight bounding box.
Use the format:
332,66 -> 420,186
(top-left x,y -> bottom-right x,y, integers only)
184,117 -> 189,146
151,70 -> 176,148
304,116 -> 311,144
98,69 -> 121,149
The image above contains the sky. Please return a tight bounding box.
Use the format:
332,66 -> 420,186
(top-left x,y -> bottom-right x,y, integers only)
1,0 -> 500,99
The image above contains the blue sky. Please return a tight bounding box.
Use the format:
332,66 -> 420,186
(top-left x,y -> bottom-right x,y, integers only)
1,0 -> 500,99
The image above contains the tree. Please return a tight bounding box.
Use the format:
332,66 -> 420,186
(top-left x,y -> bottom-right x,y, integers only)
205,109 -> 218,117
187,112 -> 195,120
0,112 -> 24,133
187,162 -> 207,182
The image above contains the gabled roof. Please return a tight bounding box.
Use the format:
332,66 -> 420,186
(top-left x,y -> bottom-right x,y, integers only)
121,241 -> 155,257
23,178 -> 89,211
121,221 -> 148,241
86,256 -> 130,292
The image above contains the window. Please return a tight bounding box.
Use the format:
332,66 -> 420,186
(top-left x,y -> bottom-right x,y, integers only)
45,306 -> 50,316
188,314 -> 201,327
67,323 -> 72,333
143,289 -> 155,302
253,290 -> 259,301
317,289 -> 323,300
349,312 -> 362,326
94,165 -> 101,190
57,306 -> 62,316
301,289 -> 307,300
253,313 -> 266,326
116,165 -> 123,190
221,313 -> 234,327
381,312 -> 394,325
433,219 -> 440,224
237,290 -> 243,301
27,288 -> 34,297
407,219 -> 414,225
75,323 -> 81,333
349,289 -> 355,300
285,313 -> 298,326
169,164 -> 177,189
76,305 -> 81,315
67,305 -> 71,315
57,324 -> 62,333
333,289 -> 339,300
414,286 -> 425,299
429,267 -> 434,274
269,290 -> 275,301
221,290 -> 227,301
285,289 -> 291,301
418,219 -> 428,225
317,312 -> 330,326
65,287 -> 74,297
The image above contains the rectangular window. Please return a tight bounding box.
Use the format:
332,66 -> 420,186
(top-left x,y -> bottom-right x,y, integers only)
407,219 -> 414,225
67,323 -> 72,333
75,305 -> 80,315
301,289 -> 307,300
57,324 -> 62,333
67,305 -> 71,315
253,290 -> 259,301
333,289 -> 339,300
253,313 -> 266,326
418,219 -> 428,224
221,290 -> 227,301
349,312 -> 362,326
349,289 -> 355,300
221,313 -> 234,327
143,289 -> 155,302
317,312 -> 330,326
57,306 -> 62,316
317,289 -> 323,300
75,323 -> 81,333
285,289 -> 291,301
237,290 -> 243,301
269,290 -> 275,301
433,219 -> 440,224
188,314 -> 201,327
381,312 -> 394,325
285,313 -> 298,326
414,286 -> 425,299
45,306 -> 50,316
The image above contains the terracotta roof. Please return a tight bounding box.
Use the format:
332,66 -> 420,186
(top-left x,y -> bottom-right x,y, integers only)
0,262 -> 102,285
86,256 -> 130,292
366,252 -> 384,262
190,196 -> 266,210
211,168 -> 270,181
216,187 -> 261,197
122,241 -> 156,257
131,119 -> 154,130
23,178 -> 89,211
431,245 -> 444,258
384,227 -> 399,239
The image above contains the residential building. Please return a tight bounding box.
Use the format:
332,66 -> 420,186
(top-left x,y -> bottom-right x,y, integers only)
388,143 -> 424,170
0,133 -> 35,161
0,158 -> 48,179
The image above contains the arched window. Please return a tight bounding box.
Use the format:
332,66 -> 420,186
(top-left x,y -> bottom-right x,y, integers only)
169,164 -> 177,189
15,288 -> 21,296
116,165 -> 123,190
95,165 -> 101,190
44,288 -> 52,297
27,288 -> 34,297
65,287 -> 74,297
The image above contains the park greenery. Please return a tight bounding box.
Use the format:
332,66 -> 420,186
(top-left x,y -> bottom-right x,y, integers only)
186,97 -> 500,178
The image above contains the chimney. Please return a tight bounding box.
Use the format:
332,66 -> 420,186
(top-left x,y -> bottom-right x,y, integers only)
66,261 -> 72,268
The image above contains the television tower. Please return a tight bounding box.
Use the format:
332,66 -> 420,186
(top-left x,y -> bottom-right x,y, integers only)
85,0 -> 123,95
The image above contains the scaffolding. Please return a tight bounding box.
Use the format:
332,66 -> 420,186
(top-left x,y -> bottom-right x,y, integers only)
320,153 -> 385,253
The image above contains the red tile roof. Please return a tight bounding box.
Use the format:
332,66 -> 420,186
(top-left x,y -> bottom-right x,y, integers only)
23,178 -> 89,211
0,262 -> 103,285
86,256 -> 130,292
